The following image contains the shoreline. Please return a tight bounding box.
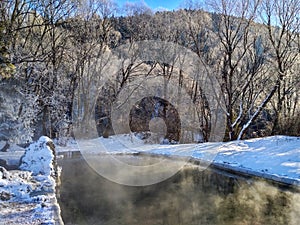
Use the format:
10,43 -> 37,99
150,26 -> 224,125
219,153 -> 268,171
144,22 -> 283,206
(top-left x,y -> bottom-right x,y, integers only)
1,135 -> 299,224
58,150 -> 300,190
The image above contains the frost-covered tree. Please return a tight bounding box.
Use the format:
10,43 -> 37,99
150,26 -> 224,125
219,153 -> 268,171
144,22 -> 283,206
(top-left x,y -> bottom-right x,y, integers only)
68,0 -> 120,137
0,0 -> 298,144
0,79 -> 38,144
0,4 -> 15,79
1,0 -> 78,139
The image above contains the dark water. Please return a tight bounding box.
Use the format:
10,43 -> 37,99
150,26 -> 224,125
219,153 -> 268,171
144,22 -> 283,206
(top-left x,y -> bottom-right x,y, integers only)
57,152 -> 300,225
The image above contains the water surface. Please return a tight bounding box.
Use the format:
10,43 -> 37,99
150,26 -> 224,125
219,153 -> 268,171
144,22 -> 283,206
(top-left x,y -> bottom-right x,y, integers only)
58,152 -> 300,225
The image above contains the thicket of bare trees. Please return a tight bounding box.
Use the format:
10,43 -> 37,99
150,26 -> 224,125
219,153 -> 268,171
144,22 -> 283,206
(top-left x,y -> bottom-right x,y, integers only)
0,0 -> 299,144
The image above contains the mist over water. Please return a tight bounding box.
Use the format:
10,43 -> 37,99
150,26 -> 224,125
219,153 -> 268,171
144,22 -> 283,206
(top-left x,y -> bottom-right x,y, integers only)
58,153 -> 300,225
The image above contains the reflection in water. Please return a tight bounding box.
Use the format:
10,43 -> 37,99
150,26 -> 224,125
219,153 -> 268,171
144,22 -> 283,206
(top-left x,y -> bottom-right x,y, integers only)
58,152 -> 300,225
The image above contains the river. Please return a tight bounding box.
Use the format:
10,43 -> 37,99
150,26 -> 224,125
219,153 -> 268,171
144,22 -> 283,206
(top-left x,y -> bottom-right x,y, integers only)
57,152 -> 300,225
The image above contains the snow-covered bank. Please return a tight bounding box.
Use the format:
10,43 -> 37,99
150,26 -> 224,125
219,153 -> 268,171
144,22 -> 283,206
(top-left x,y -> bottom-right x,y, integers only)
207,136 -> 300,186
57,135 -> 300,186
0,136 -> 63,225
0,143 -> 25,169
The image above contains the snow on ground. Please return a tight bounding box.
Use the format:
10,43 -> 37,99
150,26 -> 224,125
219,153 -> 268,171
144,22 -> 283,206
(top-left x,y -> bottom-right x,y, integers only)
0,143 -> 25,169
212,136 -> 300,185
0,136 -> 63,225
57,135 -> 300,186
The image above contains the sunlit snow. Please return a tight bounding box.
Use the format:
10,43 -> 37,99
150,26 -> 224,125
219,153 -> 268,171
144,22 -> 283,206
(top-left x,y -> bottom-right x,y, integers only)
57,135 -> 300,185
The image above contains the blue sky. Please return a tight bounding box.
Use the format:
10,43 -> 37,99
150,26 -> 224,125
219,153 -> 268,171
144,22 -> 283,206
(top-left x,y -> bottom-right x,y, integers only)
116,0 -> 184,11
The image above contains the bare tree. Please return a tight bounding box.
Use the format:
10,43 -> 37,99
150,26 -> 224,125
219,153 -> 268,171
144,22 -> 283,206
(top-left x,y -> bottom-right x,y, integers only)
193,0 -> 264,140
259,0 -> 300,135
69,0 -> 120,137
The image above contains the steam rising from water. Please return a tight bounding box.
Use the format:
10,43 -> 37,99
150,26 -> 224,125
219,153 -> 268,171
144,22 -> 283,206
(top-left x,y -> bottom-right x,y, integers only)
58,154 -> 300,225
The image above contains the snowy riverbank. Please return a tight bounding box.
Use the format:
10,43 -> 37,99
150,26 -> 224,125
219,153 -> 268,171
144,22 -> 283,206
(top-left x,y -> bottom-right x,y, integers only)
57,135 -> 300,186
0,136 -> 63,225
1,135 -> 299,224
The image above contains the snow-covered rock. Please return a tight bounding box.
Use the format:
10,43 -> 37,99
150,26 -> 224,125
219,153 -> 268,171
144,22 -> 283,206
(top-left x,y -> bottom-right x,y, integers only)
20,136 -> 55,177
0,136 -> 63,225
